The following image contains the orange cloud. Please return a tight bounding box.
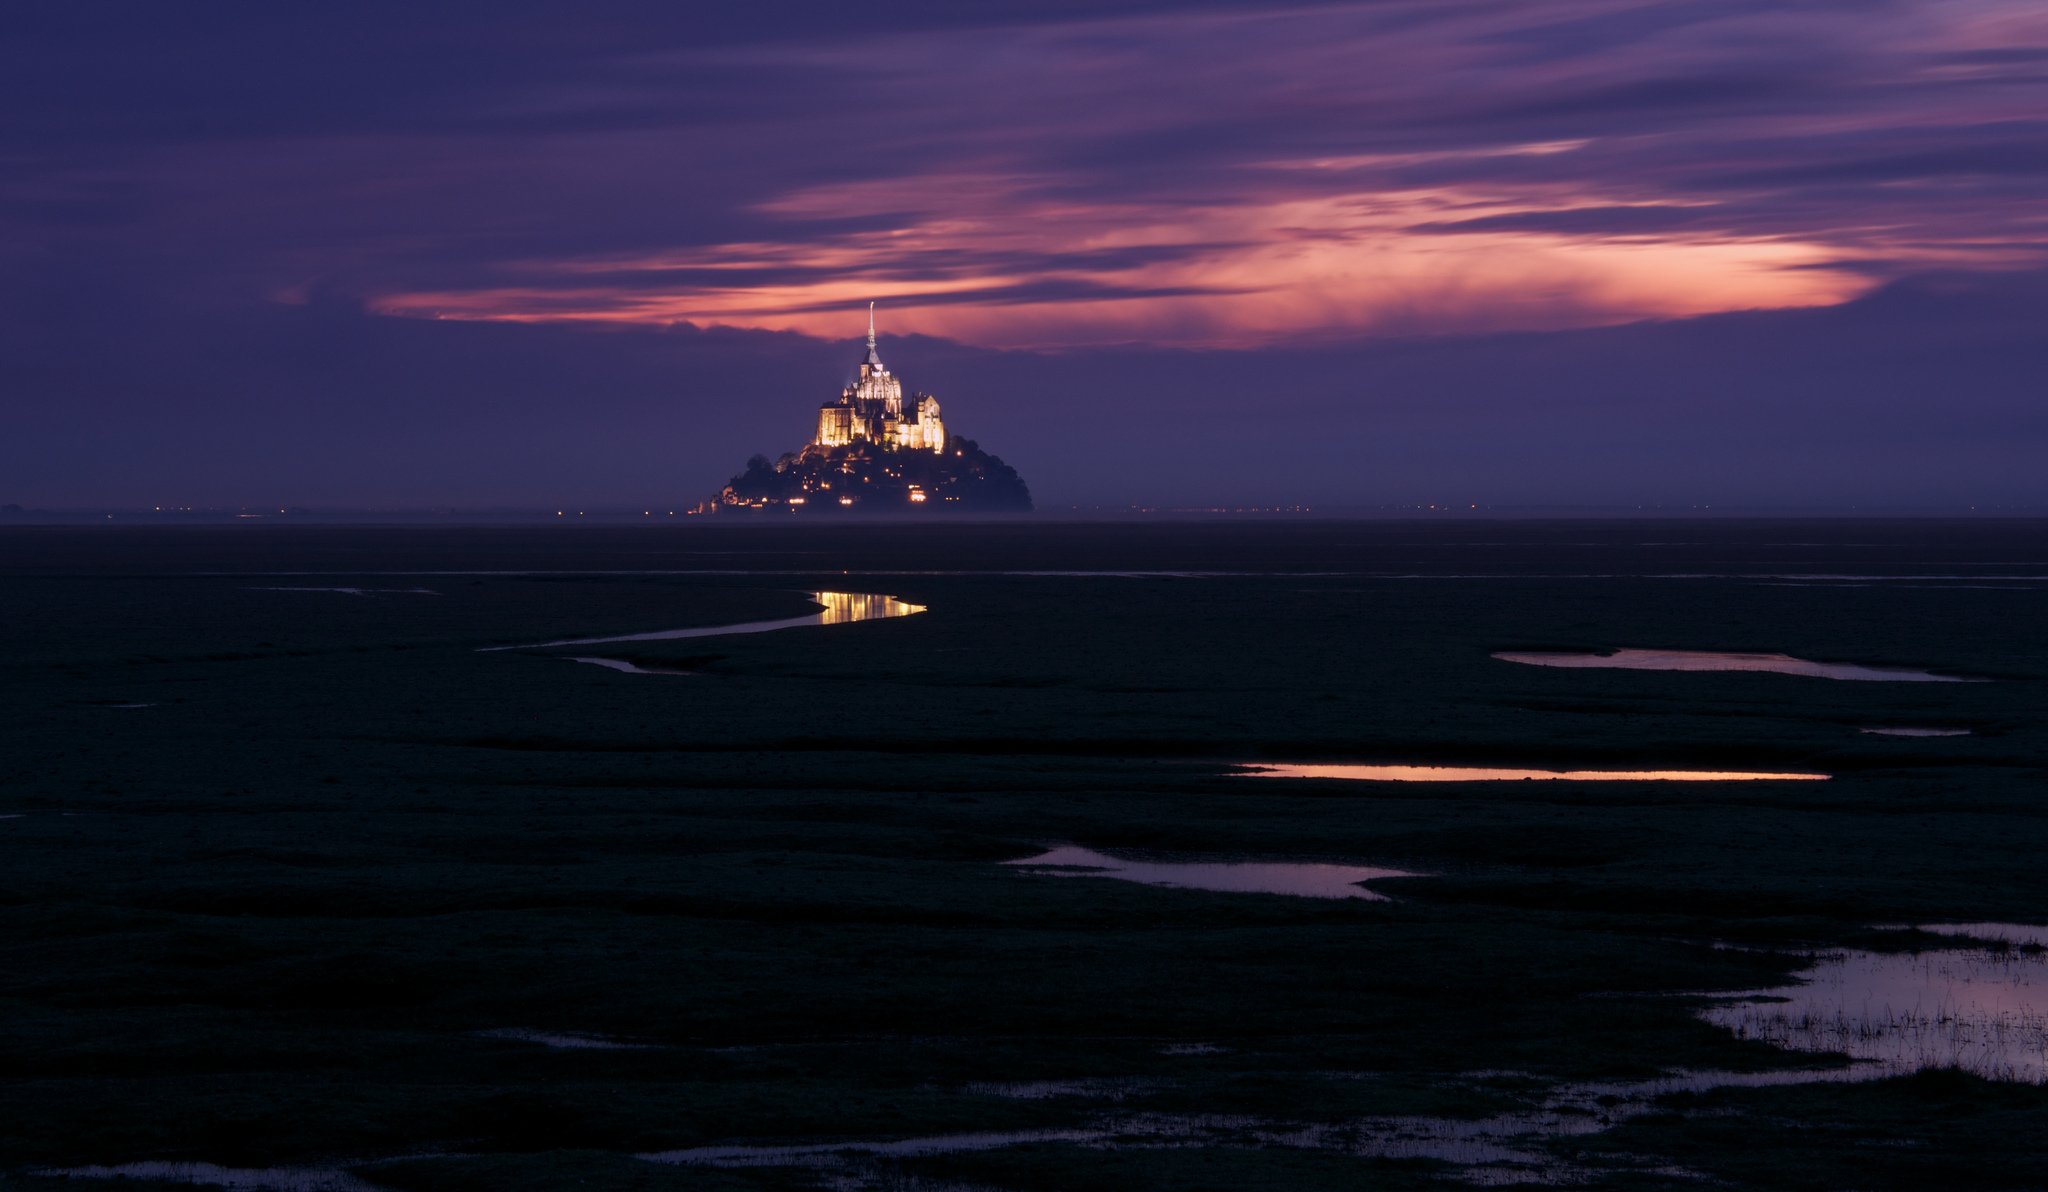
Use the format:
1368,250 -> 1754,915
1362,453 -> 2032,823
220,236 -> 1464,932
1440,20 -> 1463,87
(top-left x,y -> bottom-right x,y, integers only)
373,167 -> 1874,348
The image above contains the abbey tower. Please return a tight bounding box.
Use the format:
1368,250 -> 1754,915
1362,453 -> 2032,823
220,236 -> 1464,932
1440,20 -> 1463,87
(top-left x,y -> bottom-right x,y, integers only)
814,304 -> 946,453
709,302 -> 1030,513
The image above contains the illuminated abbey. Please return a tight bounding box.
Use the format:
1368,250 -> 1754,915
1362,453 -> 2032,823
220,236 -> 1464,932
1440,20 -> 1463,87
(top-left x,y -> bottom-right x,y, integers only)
814,304 -> 947,453
709,303 -> 1032,514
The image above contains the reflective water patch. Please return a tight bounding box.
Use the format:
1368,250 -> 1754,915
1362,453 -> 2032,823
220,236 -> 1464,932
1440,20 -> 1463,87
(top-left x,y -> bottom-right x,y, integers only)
1494,648 -> 1980,682
559,657 -> 697,676
1240,763 -> 1828,782
247,587 -> 440,596
34,1163 -> 378,1191
1702,925 -> 2048,1082
1003,845 -> 1416,900
965,1077 -> 1165,1101
481,591 -> 923,652
641,1127 -> 1100,1166
477,1027 -> 654,1050
636,1064 -> 1892,1184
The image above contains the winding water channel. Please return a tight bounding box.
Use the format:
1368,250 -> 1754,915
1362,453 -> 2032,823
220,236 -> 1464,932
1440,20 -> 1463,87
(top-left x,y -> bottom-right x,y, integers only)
480,591 -> 923,652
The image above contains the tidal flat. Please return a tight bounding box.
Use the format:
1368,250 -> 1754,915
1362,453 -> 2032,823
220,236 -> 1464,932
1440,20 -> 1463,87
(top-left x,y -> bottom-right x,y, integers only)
2,519 -> 2046,1189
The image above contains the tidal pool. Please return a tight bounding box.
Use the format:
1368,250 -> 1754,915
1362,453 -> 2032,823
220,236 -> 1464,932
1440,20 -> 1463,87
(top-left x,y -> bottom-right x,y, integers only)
1701,924 -> 2048,1082
641,1128 -> 1100,1166
1239,763 -> 1829,783
1860,726 -> 1972,737
481,591 -> 923,652
247,586 -> 440,596
1493,647 -> 1980,682
478,1027 -> 654,1050
1003,845 -> 1416,900
560,656 -> 696,676
1919,923 -> 2048,949
636,1065 -> 1890,1184
966,1077 -> 1165,1101
638,1117 -> 1550,1174
34,1163 -> 377,1191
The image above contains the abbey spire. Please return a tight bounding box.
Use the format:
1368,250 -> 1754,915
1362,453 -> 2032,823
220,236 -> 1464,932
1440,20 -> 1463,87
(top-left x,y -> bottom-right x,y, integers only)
711,300 -> 1032,512
818,301 -> 935,447
862,300 -> 884,370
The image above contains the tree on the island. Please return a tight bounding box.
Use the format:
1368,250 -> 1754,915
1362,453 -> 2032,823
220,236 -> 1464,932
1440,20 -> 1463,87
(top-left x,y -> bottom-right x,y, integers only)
718,436 -> 1031,512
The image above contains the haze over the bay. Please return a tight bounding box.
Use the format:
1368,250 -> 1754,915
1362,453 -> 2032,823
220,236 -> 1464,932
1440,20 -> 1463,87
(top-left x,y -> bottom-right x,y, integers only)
4,1 -> 2045,509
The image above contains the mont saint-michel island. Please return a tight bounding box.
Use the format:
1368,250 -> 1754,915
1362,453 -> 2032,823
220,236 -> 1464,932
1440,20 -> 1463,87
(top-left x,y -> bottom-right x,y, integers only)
710,305 -> 1032,513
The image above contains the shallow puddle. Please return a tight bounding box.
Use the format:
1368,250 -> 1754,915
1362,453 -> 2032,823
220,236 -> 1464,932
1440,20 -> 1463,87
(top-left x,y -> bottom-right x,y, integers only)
248,586 -> 440,596
1860,726 -> 1971,737
478,1027 -> 654,1050
1239,763 -> 1828,783
1493,647 -> 1980,682
1919,923 -> 2048,949
638,1063 -> 1886,1185
636,1117 -> 1555,1178
1701,924 -> 2048,1082
641,1128 -> 1100,1166
560,657 -> 697,676
966,1078 -> 1164,1101
1003,845 -> 1416,900
35,1162 -> 378,1191
481,590 -> 923,652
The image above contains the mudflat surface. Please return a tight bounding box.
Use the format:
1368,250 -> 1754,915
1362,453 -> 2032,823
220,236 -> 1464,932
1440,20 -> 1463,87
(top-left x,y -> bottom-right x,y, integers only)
2,520 -> 2045,1189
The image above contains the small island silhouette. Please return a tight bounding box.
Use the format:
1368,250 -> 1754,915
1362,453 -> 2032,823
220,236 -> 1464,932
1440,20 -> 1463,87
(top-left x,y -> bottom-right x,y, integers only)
711,305 -> 1031,514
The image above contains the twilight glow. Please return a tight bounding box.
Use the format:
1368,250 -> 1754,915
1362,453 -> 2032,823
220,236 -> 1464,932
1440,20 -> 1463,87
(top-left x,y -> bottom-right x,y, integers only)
4,0 -> 2047,508
346,1 -> 2048,348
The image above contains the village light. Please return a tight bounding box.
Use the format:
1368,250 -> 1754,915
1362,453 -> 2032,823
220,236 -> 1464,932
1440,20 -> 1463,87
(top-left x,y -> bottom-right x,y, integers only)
710,301 -> 1030,513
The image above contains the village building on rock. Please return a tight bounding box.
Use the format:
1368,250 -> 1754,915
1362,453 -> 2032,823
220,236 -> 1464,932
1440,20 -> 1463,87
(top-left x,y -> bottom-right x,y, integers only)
710,305 -> 1032,514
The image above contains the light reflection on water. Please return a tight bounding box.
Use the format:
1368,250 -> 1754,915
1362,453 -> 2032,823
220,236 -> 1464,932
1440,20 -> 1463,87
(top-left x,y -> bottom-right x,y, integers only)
1702,924 -> 2048,1083
561,657 -> 697,676
1920,923 -> 2048,949
480,591 -> 923,652
1003,845 -> 1416,900
640,1128 -> 1100,1166
966,1077 -> 1164,1101
247,586 -> 441,597
1860,726 -> 1972,737
1493,647 -> 1979,682
33,1163 -> 377,1191
636,1116 -> 1562,1176
478,1027 -> 654,1050
637,1064 -> 1895,1184
1241,763 -> 1828,783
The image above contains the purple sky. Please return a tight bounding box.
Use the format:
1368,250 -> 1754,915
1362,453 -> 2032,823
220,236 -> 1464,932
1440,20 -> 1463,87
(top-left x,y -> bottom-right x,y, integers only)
3,1 -> 2045,509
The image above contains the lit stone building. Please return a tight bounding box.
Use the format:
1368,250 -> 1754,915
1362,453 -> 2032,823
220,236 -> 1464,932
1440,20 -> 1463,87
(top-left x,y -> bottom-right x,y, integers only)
815,304 -> 946,452
708,302 -> 1032,513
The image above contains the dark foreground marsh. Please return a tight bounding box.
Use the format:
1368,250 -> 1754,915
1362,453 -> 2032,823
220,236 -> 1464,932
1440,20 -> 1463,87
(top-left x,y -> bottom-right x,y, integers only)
2,519 -> 2045,1189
